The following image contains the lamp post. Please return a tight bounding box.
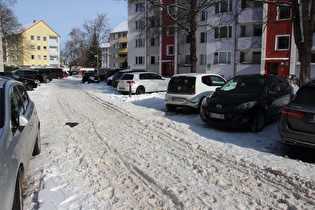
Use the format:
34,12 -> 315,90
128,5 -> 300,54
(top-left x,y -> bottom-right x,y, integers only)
95,54 -> 99,70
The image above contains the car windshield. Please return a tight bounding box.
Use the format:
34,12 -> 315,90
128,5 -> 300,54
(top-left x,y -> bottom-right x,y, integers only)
221,76 -> 265,93
168,77 -> 196,94
0,87 -> 4,128
292,86 -> 315,106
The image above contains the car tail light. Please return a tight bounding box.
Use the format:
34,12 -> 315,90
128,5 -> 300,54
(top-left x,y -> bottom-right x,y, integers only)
191,85 -> 195,94
127,81 -> 136,84
281,108 -> 305,118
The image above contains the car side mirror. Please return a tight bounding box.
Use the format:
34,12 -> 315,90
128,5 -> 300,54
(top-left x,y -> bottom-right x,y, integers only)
215,87 -> 221,92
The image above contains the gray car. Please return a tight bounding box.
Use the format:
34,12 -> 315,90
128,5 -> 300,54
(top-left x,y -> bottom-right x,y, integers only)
0,78 -> 41,209
279,78 -> 315,148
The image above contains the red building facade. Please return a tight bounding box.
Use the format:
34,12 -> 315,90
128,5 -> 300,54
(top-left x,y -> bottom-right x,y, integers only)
262,0 -> 293,76
161,0 -> 175,77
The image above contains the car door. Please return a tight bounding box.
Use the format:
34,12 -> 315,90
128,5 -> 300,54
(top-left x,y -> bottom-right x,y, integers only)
139,73 -> 151,92
265,76 -> 285,118
149,73 -> 165,91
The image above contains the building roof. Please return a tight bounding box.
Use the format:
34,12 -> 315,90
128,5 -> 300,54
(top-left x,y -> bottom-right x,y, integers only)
110,21 -> 128,33
20,20 -> 60,37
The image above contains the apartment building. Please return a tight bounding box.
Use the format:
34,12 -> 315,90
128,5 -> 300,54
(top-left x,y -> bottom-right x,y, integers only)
7,20 -> 60,68
109,21 -> 128,69
127,0 -> 315,79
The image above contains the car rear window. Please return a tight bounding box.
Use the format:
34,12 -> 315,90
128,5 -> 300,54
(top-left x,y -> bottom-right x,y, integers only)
168,77 -> 196,94
120,74 -> 134,80
292,86 -> 315,106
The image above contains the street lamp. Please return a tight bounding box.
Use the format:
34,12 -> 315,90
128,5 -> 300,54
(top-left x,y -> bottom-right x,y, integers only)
94,54 -> 99,70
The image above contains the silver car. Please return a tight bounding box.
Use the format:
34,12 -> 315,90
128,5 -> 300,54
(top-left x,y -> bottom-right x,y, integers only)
0,78 -> 41,209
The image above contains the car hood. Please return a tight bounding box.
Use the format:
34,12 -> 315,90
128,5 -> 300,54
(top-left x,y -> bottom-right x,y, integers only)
209,90 -> 262,105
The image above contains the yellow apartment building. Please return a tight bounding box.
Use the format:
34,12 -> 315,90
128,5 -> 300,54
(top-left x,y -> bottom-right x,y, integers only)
8,20 -> 60,68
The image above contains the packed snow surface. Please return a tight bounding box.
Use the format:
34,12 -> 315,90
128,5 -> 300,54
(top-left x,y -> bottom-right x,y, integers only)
24,76 -> 315,209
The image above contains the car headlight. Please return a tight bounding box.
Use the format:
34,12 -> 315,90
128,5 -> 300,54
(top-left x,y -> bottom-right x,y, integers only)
201,97 -> 208,107
234,101 -> 257,111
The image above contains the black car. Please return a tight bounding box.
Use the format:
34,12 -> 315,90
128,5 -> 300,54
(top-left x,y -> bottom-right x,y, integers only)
111,69 -> 146,88
12,69 -> 44,84
200,74 -> 293,132
279,78 -> 315,148
35,68 -> 52,83
105,68 -> 124,84
82,71 -> 100,83
0,72 -> 38,91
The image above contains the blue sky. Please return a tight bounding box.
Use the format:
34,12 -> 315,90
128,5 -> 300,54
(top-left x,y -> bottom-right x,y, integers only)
12,0 -> 127,45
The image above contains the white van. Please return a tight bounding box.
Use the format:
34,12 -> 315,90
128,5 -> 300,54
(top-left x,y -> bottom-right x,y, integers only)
164,73 -> 226,111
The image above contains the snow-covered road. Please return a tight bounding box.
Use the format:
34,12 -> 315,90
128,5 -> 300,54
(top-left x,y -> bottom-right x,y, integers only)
24,77 -> 315,209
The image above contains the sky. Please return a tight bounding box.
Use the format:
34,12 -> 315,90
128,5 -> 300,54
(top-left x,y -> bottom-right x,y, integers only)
11,0 -> 128,46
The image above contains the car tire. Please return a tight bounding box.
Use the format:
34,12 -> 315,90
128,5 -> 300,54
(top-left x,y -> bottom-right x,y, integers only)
251,110 -> 265,132
136,86 -> 145,94
45,78 -> 50,83
12,171 -> 23,210
32,129 -> 41,156
166,104 -> 177,111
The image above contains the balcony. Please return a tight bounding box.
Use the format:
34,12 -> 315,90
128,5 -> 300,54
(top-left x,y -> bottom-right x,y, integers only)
237,36 -> 262,50
238,7 -> 263,23
119,37 -> 128,43
119,48 -> 128,53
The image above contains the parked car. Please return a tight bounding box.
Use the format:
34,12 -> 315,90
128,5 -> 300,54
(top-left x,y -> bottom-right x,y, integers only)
0,72 -> 38,91
200,74 -> 293,132
111,69 -> 146,88
12,69 -> 44,84
82,71 -> 99,83
117,72 -> 170,94
105,68 -> 124,82
279,78 -> 315,148
0,78 -> 41,209
106,75 -> 114,85
164,73 -> 227,111
35,68 -> 52,83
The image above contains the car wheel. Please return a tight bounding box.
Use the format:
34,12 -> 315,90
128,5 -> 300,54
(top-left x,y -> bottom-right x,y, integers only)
166,104 -> 177,111
12,171 -> 23,210
32,128 -> 41,156
136,86 -> 145,94
251,110 -> 265,132
45,78 -> 50,83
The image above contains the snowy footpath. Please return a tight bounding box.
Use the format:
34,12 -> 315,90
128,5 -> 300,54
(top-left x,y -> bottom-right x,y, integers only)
23,76 -> 315,209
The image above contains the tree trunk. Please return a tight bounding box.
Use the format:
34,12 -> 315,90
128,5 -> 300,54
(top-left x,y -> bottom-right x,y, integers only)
189,0 -> 197,73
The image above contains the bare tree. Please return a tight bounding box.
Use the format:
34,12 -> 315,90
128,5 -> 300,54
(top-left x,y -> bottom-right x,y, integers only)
64,14 -> 110,68
291,0 -> 315,85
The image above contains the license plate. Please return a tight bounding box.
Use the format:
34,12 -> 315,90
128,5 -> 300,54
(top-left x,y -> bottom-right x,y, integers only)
172,97 -> 185,102
119,87 -> 125,90
310,115 -> 315,123
209,112 -> 225,120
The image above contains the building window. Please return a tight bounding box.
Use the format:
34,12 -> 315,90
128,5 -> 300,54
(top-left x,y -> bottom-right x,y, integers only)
30,35 -> 34,40
185,55 -> 191,64
200,54 -> 207,65
43,46 -> 47,50
43,37 -> 47,41
186,35 -> 191,43
167,45 -> 174,56
44,55 -> 47,60
276,35 -> 290,50
37,46 -> 41,50
215,0 -> 232,13
214,52 -> 231,64
240,25 -> 246,37
30,45 -> 35,50
214,26 -> 232,39
136,3 -> 145,12
150,56 -> 155,64
136,56 -> 144,65
278,6 -> 291,20
38,55 -> 41,60
253,52 -> 261,64
167,26 -> 175,36
200,32 -> 207,43
37,36 -> 40,41
150,38 -> 155,46
135,20 -> 145,29
31,55 -> 35,60
135,38 -> 145,47
200,10 -> 208,21
254,24 -> 262,36
168,4 -> 175,15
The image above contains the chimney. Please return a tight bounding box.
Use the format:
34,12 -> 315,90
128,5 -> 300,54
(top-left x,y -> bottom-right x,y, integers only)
33,20 -> 36,23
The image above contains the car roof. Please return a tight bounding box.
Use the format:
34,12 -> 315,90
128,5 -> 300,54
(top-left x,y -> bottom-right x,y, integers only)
119,69 -> 145,73
123,72 -> 159,75
172,73 -> 223,78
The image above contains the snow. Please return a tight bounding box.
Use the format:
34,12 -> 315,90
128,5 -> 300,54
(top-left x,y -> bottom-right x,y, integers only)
24,76 -> 315,209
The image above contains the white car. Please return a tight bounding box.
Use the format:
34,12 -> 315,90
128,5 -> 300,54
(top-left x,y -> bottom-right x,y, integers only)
0,78 -> 41,209
164,73 -> 227,111
117,72 -> 170,94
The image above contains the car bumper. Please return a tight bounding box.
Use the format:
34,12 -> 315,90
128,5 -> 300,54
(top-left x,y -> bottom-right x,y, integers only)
200,108 -> 255,129
279,121 -> 315,148
164,95 -> 200,109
